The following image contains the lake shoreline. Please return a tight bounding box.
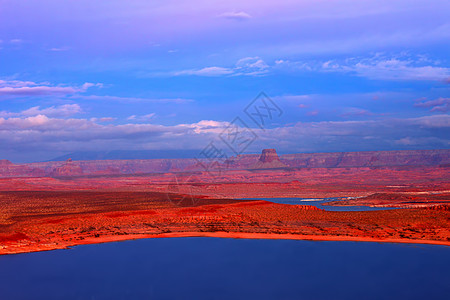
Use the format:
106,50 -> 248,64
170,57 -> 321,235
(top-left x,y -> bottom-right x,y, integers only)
2,231 -> 449,256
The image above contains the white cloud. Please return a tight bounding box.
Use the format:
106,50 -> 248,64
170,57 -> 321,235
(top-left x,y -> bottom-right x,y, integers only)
275,54 -> 450,82
23,104 -> 82,117
0,79 -> 101,97
412,114 -> 450,128
0,85 -> 77,96
234,57 -> 269,76
174,66 -> 234,76
219,11 -> 252,21
127,113 -> 156,122
0,104 -> 82,118
76,94 -> 193,103
161,53 -> 450,81
351,60 -> 450,81
187,120 -> 231,134
9,39 -> 23,44
81,82 -> 103,90
48,46 -> 70,52
173,57 -> 269,77
0,112 -> 448,160
0,115 -> 220,154
322,55 -> 450,81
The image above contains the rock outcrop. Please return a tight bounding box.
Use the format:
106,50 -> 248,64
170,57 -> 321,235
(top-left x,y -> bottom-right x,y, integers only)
250,149 -> 288,169
0,160 -> 14,166
51,158 -> 84,177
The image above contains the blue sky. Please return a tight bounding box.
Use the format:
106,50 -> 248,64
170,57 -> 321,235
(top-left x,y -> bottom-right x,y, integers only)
0,0 -> 449,162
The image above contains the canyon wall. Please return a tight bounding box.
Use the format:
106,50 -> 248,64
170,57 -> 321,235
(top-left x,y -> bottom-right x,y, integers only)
280,149 -> 450,168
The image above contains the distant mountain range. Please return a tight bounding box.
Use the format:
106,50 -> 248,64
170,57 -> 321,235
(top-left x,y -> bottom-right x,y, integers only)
48,150 -> 203,161
0,149 -> 448,178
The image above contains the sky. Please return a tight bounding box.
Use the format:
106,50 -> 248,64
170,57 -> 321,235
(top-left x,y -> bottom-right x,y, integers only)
0,0 -> 449,162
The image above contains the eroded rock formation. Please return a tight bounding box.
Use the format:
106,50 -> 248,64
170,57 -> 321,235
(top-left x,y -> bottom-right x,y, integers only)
51,158 -> 84,177
250,149 -> 288,169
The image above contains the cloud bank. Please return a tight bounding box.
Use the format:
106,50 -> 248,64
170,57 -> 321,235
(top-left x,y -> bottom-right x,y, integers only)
0,105 -> 448,162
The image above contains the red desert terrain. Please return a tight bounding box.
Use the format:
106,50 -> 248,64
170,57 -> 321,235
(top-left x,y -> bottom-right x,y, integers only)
0,149 -> 449,255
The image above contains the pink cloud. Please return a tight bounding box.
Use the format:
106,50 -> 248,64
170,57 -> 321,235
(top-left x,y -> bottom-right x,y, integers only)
76,95 -> 193,103
0,104 -> 82,118
219,11 -> 252,21
415,97 -> 450,112
340,108 -> 373,118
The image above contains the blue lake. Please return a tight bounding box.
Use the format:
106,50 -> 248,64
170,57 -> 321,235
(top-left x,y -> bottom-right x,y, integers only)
0,238 -> 448,300
241,197 -> 400,211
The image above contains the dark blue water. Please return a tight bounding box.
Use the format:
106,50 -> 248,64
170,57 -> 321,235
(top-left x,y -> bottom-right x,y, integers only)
0,238 -> 448,300
241,197 -> 401,211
